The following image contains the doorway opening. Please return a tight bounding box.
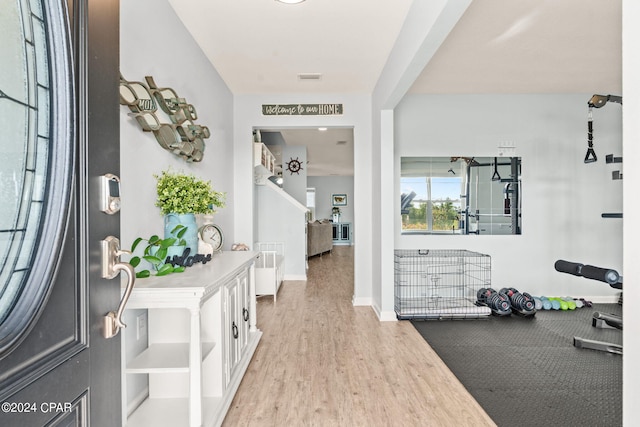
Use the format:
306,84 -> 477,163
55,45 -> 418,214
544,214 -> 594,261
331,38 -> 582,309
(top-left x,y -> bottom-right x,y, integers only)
252,126 -> 355,282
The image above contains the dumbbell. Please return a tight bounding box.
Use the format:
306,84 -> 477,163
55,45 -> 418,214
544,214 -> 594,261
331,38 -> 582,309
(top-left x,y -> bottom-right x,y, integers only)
500,287 -> 536,315
533,297 -> 543,310
578,298 -> 593,308
535,296 -> 552,310
541,296 -> 561,310
562,297 -> 577,310
477,288 -> 512,315
548,297 -> 569,310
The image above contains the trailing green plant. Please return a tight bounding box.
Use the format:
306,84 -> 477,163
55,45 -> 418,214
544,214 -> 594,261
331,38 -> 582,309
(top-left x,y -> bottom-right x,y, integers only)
154,169 -> 226,215
129,225 -> 188,278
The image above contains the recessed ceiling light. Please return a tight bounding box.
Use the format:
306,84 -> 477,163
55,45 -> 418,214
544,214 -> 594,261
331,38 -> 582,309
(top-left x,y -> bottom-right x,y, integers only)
276,0 -> 305,4
318,127 -> 327,131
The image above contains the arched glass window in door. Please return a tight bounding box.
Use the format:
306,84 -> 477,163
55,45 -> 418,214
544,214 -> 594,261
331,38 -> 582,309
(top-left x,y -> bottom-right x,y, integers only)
0,0 -> 74,356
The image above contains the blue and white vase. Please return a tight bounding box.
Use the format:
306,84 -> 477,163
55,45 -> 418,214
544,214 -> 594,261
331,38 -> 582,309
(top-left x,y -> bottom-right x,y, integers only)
164,213 -> 198,256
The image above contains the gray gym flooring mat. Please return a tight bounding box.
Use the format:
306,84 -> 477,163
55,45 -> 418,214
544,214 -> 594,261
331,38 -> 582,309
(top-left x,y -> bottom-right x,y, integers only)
411,303 -> 622,427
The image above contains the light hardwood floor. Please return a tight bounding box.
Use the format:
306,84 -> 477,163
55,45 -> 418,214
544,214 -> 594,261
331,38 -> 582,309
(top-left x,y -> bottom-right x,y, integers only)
223,246 -> 496,427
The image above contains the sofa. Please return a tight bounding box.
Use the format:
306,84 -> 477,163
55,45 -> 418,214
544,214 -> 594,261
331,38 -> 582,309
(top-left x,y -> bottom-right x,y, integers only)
307,220 -> 333,257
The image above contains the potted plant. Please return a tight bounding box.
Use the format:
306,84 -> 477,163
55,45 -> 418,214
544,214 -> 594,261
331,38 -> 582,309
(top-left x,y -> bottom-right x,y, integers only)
154,169 -> 226,255
129,225 -> 188,278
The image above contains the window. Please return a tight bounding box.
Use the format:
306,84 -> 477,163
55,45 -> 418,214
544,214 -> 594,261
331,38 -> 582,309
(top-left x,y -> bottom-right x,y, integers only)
0,0 -> 75,356
401,176 -> 462,233
306,188 -> 315,221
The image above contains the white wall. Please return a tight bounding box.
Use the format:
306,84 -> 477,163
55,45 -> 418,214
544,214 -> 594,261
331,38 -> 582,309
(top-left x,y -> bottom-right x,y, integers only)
307,176 -> 355,242
307,176 -> 355,222
120,0 -> 235,411
370,0 -> 473,320
120,0 -> 235,251
622,0 -> 640,420
234,94 -> 372,304
256,182 -> 307,279
394,93 -> 623,300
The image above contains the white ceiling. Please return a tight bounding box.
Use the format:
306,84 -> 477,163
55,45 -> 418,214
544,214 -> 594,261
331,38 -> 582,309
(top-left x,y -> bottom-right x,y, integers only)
410,0 -> 621,94
168,0 -> 414,94
169,0 -> 622,175
262,128 -> 354,177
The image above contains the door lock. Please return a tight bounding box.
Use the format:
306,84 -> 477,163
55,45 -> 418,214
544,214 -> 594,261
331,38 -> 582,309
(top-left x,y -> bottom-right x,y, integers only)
101,236 -> 136,338
100,173 -> 121,214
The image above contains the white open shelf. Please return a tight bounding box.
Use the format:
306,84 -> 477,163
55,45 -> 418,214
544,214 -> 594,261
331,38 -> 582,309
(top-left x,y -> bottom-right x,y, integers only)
126,397 -> 223,427
126,342 -> 216,374
254,142 -> 277,184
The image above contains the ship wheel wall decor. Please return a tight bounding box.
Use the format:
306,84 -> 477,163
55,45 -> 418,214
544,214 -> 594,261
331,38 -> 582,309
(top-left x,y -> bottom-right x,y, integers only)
286,157 -> 303,175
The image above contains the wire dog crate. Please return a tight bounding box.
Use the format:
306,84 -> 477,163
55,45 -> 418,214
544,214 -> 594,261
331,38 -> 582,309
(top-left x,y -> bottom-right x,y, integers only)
394,249 -> 492,319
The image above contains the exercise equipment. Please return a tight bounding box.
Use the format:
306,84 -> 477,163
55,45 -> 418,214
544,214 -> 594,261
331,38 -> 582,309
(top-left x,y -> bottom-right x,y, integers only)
554,259 -> 622,355
533,297 -> 543,310
562,297 -> 577,310
533,296 -> 585,310
537,296 -> 556,310
577,297 -> 593,308
461,157 -> 522,235
585,94 -> 622,163
476,288 -> 511,316
548,297 -> 569,311
591,312 -> 622,330
499,287 -> 536,316
539,297 -> 555,309
554,260 -> 621,289
548,297 -> 561,310
491,157 -> 501,181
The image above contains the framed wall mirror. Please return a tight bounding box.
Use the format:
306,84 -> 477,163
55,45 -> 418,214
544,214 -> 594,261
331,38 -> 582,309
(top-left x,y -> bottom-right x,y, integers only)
400,157 -> 522,235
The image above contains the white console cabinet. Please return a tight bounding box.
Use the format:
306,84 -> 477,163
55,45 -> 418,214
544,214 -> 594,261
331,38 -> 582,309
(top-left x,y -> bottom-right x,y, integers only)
122,251 -> 262,427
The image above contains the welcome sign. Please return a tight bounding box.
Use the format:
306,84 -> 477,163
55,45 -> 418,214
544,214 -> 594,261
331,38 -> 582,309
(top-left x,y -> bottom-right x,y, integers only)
262,104 -> 343,116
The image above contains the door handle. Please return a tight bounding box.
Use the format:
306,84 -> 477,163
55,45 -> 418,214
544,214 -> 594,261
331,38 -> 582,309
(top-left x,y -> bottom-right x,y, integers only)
101,236 -> 136,339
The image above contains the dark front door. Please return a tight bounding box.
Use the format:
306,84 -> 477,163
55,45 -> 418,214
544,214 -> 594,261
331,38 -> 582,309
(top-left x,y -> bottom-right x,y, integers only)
0,0 -> 121,425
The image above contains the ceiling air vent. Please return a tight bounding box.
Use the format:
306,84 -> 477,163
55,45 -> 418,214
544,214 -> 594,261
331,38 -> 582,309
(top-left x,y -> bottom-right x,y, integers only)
297,73 -> 322,81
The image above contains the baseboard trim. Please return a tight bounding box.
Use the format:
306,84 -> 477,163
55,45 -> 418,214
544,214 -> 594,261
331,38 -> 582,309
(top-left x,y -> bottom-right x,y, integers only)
367,302 -> 398,322
378,310 -> 398,322
284,274 -> 307,281
352,296 -> 372,306
579,295 -> 621,304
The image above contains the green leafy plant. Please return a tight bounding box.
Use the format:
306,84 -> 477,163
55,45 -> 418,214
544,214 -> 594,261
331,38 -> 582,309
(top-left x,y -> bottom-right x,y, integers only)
129,225 -> 188,278
154,169 -> 226,215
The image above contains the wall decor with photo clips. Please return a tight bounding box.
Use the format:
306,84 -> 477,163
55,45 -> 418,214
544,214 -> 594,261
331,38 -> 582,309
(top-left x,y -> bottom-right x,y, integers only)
119,74 -> 210,162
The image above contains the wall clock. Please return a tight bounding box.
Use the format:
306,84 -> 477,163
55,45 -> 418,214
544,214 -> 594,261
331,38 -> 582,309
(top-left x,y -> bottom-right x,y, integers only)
286,157 -> 303,175
198,224 -> 224,253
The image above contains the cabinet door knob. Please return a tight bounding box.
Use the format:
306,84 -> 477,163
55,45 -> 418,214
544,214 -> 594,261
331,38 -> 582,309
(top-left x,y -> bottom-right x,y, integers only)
232,321 -> 239,339
243,307 -> 249,322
